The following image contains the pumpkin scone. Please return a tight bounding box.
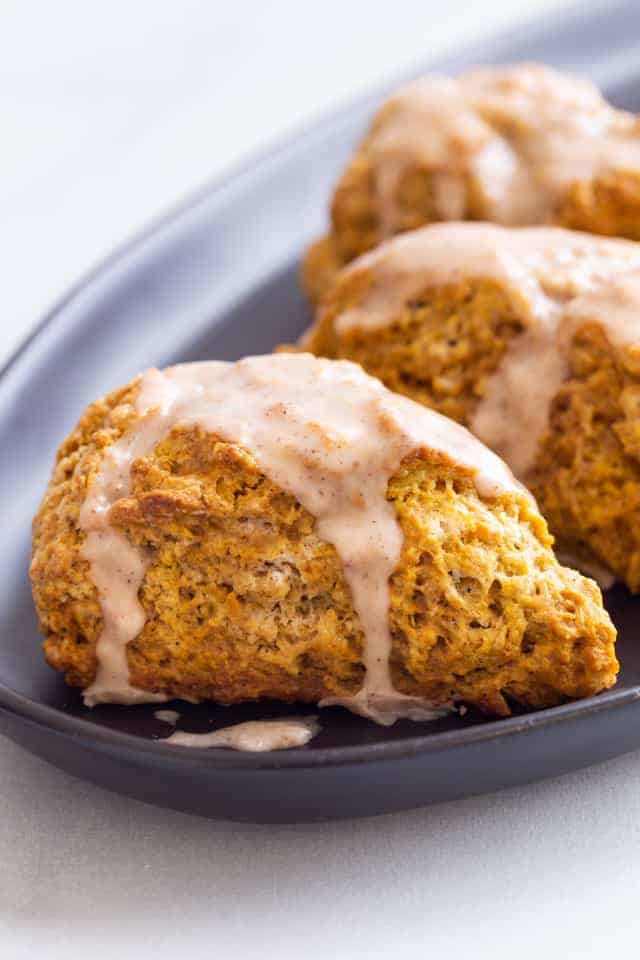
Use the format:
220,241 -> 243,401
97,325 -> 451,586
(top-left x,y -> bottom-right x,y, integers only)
303,63 -> 640,302
30,354 -> 617,721
300,222 -> 640,591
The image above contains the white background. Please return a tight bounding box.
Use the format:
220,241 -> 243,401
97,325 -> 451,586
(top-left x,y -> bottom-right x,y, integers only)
3,1 -> 638,957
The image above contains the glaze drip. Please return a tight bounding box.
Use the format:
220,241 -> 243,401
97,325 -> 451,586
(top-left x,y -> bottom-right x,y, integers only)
166,717 -> 320,752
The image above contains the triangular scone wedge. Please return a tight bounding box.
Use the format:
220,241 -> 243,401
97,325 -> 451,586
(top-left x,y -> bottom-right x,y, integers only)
301,223 -> 640,592
303,63 -> 640,302
30,355 -> 617,719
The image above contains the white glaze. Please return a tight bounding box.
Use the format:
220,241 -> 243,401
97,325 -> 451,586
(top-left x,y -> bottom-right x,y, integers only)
331,223 -> 640,477
154,709 -> 181,726
80,353 -> 522,722
166,716 -> 320,752
368,63 -> 640,238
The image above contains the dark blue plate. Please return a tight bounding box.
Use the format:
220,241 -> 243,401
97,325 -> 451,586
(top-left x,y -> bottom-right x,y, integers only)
1,0 -> 639,822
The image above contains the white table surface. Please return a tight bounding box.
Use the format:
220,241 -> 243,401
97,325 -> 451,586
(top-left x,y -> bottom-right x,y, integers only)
3,1 -> 638,957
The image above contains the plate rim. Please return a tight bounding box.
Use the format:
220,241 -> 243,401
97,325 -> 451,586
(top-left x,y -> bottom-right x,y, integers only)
1,680 -> 640,771
1,0 -> 637,773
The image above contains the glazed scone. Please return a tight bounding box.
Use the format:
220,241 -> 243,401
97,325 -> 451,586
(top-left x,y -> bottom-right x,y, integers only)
30,354 -> 617,720
303,63 -> 640,302
301,222 -> 640,591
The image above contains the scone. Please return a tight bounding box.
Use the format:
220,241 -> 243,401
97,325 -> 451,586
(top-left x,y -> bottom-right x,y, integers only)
30,354 -> 617,720
303,63 -> 640,302
301,222 -> 640,591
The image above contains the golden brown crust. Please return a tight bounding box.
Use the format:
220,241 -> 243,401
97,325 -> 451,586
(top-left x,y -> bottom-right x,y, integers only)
30,378 -> 618,713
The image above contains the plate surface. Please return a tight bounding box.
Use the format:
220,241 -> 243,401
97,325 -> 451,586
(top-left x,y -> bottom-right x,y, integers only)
2,0 -> 640,823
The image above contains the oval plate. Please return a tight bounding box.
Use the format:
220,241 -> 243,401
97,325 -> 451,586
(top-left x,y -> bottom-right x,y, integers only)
2,0 -> 640,823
